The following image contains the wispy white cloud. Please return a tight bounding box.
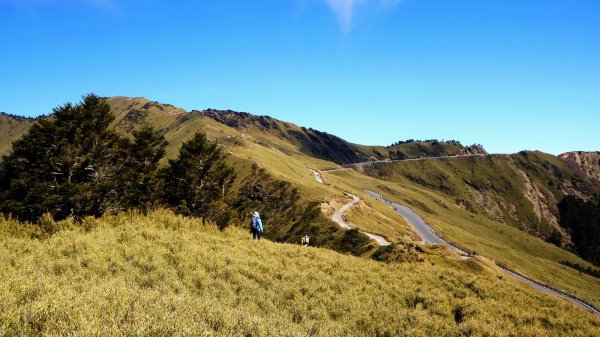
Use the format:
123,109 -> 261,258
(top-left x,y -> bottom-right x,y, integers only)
322,0 -> 404,34
324,0 -> 366,34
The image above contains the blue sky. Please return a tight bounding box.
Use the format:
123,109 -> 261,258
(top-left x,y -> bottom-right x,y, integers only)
1,0 -> 599,154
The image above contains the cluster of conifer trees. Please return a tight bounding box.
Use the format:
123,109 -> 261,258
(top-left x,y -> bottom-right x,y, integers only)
0,94 -> 236,224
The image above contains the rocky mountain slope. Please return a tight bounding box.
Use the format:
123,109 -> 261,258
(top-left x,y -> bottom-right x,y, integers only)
561,151 -> 600,184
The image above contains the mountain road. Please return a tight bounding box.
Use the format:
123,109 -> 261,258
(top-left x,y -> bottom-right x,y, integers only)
363,190 -> 600,317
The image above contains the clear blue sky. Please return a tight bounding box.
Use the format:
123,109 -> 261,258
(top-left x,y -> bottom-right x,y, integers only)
1,0 -> 599,154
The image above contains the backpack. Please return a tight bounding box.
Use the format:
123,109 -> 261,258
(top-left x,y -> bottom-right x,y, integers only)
250,217 -> 258,230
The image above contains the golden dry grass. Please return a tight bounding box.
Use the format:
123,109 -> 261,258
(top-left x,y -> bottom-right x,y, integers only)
344,196 -> 416,244
324,169 -> 600,307
1,210 -> 599,336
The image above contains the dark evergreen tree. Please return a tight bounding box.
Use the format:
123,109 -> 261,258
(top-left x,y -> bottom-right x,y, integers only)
118,126 -> 167,212
160,131 -> 236,223
0,94 -> 166,221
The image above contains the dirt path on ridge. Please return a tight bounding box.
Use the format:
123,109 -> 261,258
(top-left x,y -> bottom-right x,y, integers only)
331,194 -> 392,246
310,169 -> 324,183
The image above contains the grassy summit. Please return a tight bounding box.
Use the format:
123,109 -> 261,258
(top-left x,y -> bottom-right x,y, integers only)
0,210 -> 599,336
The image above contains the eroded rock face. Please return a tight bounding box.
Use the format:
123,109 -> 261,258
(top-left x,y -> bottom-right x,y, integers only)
458,145 -> 488,156
561,152 -> 600,183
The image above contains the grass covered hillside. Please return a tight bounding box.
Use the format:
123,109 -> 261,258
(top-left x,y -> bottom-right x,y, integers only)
0,96 -> 377,256
323,168 -> 600,307
0,113 -> 35,157
2,95 -> 599,321
363,151 -> 600,244
0,97 -> 483,164
1,210 -> 599,336
197,108 -> 486,165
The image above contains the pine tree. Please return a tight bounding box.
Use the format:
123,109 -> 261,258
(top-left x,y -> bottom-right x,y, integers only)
119,126 -> 167,211
0,94 -> 150,221
160,131 -> 236,223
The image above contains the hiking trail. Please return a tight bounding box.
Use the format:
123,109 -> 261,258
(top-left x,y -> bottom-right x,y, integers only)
331,194 -> 392,246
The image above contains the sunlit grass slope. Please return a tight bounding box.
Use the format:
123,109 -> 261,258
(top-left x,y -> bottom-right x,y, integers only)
342,195 -> 416,244
325,169 -> 600,307
363,152 -> 598,239
105,96 -> 341,199
0,113 -> 34,157
3,96 -> 598,316
1,210 -> 599,336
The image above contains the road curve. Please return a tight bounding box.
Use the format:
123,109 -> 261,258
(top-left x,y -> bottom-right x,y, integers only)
309,168 -> 390,245
364,190 -> 466,254
332,194 -> 391,246
364,189 -> 600,317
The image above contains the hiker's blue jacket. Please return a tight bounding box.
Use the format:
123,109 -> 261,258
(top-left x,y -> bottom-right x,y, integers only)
251,215 -> 263,232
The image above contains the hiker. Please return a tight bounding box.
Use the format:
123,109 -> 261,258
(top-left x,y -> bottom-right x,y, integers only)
301,234 -> 310,247
250,211 -> 263,240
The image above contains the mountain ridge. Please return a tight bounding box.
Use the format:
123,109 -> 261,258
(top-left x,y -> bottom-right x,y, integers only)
1,97 -> 488,164
2,95 -> 600,309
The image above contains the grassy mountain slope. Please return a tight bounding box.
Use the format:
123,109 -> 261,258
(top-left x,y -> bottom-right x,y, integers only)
0,113 -> 35,158
0,96 -> 487,167
2,96 -> 599,310
103,97 -> 424,252
0,97 -> 378,253
322,168 -> 600,306
105,97 -> 389,253
361,152 -> 600,246
1,210 -> 598,336
196,108 -> 486,165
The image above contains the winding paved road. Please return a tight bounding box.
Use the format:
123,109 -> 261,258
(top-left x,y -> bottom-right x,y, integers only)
314,164 -> 599,315
364,189 -> 600,317
364,191 -> 466,255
